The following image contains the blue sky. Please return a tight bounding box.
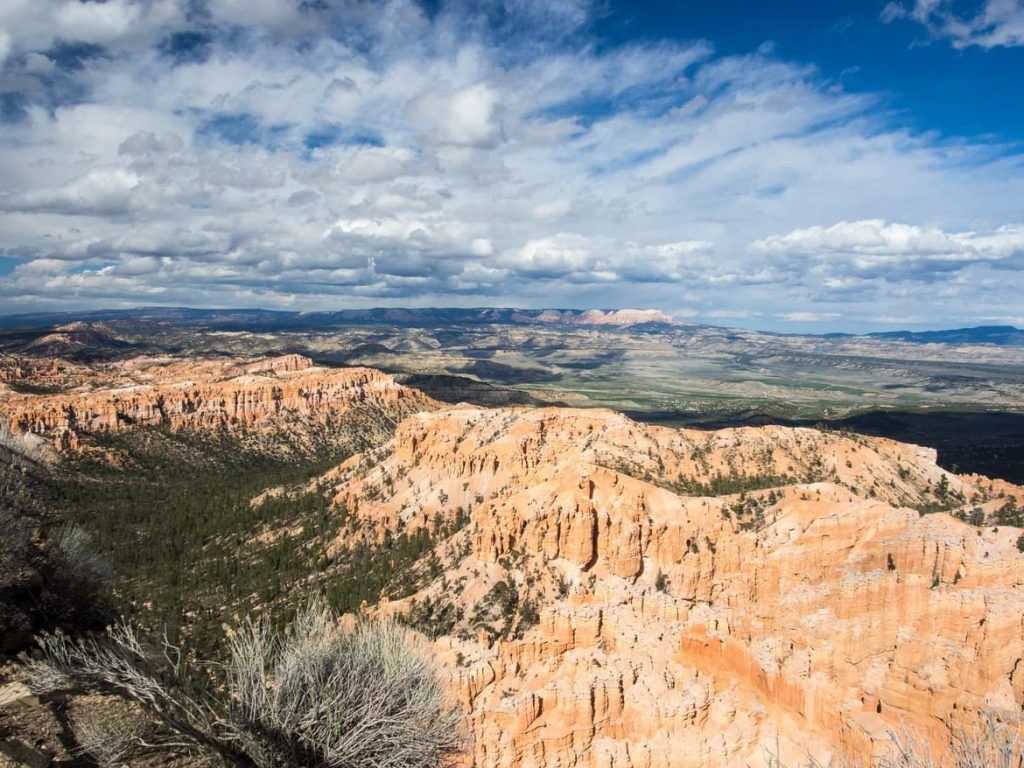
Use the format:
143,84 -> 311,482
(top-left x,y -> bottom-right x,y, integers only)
598,1 -> 1024,141
0,0 -> 1023,332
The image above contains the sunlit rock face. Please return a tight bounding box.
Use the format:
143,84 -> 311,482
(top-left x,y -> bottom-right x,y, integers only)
0,354 -> 435,450
321,405 -> 1024,768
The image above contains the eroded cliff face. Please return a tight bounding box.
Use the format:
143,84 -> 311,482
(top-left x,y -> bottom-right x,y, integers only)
0,354 -> 436,451
319,406 -> 1024,767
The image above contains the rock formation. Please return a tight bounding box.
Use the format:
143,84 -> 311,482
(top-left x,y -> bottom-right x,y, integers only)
0,354 -> 436,451
317,405 -> 1024,767
524,309 -> 678,326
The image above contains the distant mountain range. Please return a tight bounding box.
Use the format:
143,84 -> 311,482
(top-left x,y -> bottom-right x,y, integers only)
820,325 -> 1024,346
867,326 -> 1024,346
0,307 -> 1021,346
0,306 -> 677,331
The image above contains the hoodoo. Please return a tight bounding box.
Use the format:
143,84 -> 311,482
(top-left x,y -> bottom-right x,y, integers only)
315,406 -> 1024,767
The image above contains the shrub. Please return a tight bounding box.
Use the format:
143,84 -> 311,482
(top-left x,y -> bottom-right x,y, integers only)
516,598 -> 540,636
19,596 -> 466,767
68,697 -> 158,766
53,523 -> 113,583
1,451 -> 111,653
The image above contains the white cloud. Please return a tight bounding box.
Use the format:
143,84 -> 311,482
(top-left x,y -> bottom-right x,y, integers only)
0,0 -> 184,61
332,146 -> 421,183
880,3 -> 907,25
0,29 -> 10,67
882,0 -> 1024,48
54,0 -> 141,45
2,169 -> 143,216
511,234 -> 595,277
470,238 -> 494,256
118,131 -> 185,157
407,82 -> 503,147
751,220 -> 1024,271
780,311 -> 841,322
207,0 -> 302,28
508,234 -> 714,283
531,199 -> 572,220
22,52 -> 55,73
12,258 -> 72,276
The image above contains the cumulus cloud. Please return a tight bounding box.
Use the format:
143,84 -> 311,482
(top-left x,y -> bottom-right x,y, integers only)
118,131 -> 185,157
327,215 -> 486,260
751,220 -> 1024,277
882,0 -> 1024,48
207,0 -> 304,28
779,311 -> 841,322
54,0 -> 141,44
407,83 -> 503,147
0,0 -> 1021,328
0,0 -> 184,59
508,234 -> 715,283
332,146 -> 422,183
1,169 -> 144,216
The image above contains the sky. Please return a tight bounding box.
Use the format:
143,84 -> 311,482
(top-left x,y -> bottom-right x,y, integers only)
0,0 -> 1023,332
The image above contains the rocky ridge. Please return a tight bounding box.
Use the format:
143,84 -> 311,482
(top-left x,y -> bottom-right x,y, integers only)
314,406 -> 1024,767
0,354 -> 435,451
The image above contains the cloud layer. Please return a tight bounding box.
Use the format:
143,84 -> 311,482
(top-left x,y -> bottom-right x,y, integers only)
0,0 -> 1023,330
751,220 -> 1024,278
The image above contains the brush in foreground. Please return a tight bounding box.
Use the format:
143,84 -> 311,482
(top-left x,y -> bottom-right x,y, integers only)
19,596 -> 465,767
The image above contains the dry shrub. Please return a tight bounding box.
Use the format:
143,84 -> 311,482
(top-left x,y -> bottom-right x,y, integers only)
227,598 -> 465,767
69,696 -> 156,766
19,596 -> 465,767
882,714 -> 1023,768
52,524 -> 112,583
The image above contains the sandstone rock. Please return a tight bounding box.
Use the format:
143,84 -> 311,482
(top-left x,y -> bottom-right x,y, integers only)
0,355 -> 436,449
321,405 -> 1024,767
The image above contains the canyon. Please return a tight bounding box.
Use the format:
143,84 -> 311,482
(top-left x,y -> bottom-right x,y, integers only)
1,355 -> 1022,766
313,404 -> 1024,767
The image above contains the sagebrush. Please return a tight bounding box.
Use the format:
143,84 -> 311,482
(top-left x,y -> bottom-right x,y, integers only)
20,596 -> 465,767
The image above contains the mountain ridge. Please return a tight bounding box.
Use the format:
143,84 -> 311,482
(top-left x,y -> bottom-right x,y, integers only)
315,401 -> 1024,766
1,306 -> 1021,345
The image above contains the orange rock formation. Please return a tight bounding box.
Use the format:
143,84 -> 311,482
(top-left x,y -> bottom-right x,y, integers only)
0,354 -> 434,450
318,406 -> 1024,767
